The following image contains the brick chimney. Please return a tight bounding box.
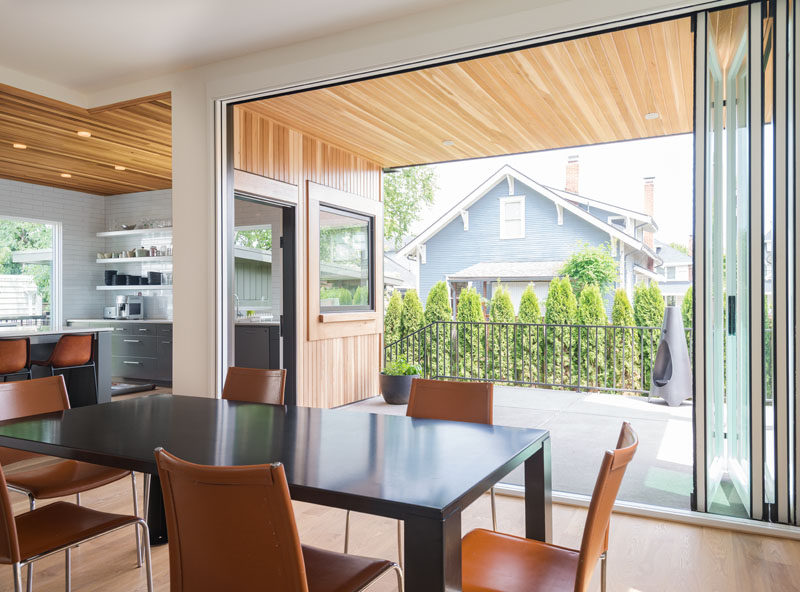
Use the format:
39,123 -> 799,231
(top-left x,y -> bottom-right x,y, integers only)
565,155 -> 579,194
643,176 -> 655,248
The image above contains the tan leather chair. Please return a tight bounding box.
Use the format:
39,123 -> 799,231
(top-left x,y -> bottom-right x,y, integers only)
0,457 -> 152,592
0,338 -> 31,382
30,334 -> 96,399
0,376 -> 143,591
462,422 -> 639,592
154,447 -> 403,592
222,366 -> 286,404
345,378 -> 496,566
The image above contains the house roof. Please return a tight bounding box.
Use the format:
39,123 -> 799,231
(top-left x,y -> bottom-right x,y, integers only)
384,254 -> 416,288
448,261 -> 564,282
543,186 -> 658,232
654,240 -> 692,266
633,265 -> 662,281
398,165 -> 661,266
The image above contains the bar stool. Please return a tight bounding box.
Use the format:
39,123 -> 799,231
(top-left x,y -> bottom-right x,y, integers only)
0,338 -> 31,382
30,334 -> 96,397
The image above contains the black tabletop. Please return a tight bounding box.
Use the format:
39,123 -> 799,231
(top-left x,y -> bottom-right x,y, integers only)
0,394 -> 548,520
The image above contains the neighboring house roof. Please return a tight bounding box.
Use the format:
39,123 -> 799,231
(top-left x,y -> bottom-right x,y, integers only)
397,165 -> 662,266
543,186 -> 657,232
633,264 -> 661,281
654,240 -> 692,266
448,261 -> 564,282
384,253 -> 416,288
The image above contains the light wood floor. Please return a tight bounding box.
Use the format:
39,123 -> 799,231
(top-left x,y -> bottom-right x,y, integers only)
0,474 -> 798,592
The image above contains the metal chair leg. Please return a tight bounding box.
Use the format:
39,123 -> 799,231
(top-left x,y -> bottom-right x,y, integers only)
75,492 -> 80,506
26,496 -> 34,592
143,474 -> 151,529
132,473 -> 142,567
396,520 -> 403,569
344,510 -> 351,553
600,551 -> 607,592
392,563 -> 404,592
65,547 -> 71,592
139,521 -> 154,592
12,563 -> 22,592
490,487 -> 497,531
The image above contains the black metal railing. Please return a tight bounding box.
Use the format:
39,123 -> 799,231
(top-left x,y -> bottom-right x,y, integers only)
384,320 -> 693,395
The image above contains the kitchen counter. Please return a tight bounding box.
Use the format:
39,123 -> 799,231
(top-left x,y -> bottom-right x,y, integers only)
235,320 -> 280,326
67,318 -> 172,324
0,325 -> 114,338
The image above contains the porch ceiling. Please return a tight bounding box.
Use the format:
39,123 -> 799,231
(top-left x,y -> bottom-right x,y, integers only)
244,17 -> 695,168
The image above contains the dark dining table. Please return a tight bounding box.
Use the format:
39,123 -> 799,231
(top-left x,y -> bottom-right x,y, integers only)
0,394 -> 551,591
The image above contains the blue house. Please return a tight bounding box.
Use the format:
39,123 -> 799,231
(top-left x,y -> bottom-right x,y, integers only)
396,165 -> 662,315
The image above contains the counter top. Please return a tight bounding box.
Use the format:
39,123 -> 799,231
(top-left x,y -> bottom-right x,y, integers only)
0,326 -> 114,338
68,319 -> 173,324
235,320 -> 280,326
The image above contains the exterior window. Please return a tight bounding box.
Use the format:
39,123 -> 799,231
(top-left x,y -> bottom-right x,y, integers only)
0,216 -> 58,328
500,196 -> 525,239
319,206 -> 373,312
667,266 -> 676,280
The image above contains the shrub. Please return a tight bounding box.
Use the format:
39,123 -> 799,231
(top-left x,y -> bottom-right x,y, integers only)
488,283 -> 516,380
633,282 -> 665,389
559,242 -> 618,295
517,284 -> 542,382
544,277 -> 577,383
352,285 -> 368,306
320,287 -> 352,306
455,287 -> 485,378
681,286 -> 693,354
575,285 -> 607,388
400,289 -> 424,337
384,290 -> 402,347
609,289 -> 637,389
424,282 -> 453,376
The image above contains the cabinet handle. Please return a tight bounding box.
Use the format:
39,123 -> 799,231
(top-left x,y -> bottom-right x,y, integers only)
139,328 -> 149,332
114,328 -> 124,331
123,339 -> 140,343
122,361 -> 142,366
162,341 -> 171,345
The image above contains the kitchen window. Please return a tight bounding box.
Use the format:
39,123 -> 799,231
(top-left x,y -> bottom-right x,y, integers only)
0,216 -> 60,327
500,196 -> 525,239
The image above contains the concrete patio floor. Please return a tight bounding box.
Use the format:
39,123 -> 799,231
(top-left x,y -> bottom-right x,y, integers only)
345,386 -> 694,510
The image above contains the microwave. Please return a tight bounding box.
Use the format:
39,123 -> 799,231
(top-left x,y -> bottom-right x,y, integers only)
116,295 -> 143,320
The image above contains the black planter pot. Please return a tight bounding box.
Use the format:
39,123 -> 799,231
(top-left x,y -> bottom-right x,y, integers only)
379,373 -> 420,405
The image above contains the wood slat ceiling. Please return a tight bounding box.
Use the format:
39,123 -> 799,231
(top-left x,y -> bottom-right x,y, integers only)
245,17 -> 694,168
0,85 -> 171,195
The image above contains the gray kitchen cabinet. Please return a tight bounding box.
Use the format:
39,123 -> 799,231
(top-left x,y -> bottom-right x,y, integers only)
235,324 -> 280,370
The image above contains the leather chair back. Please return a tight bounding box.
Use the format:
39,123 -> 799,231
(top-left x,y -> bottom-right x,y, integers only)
0,462 -> 22,564
574,422 -> 638,592
0,338 -> 29,375
222,367 -> 286,405
155,448 -> 308,592
49,334 -> 93,368
0,375 -> 70,465
407,378 -> 492,424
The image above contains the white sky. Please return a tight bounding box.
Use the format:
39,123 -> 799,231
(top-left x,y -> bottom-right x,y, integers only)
412,133 -> 695,247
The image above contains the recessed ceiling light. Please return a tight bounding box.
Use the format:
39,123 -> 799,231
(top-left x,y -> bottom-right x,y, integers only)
60,173 -> 72,178
76,130 -> 92,138
442,140 -> 455,146
644,112 -> 660,120
12,143 -> 27,149
114,165 -> 126,171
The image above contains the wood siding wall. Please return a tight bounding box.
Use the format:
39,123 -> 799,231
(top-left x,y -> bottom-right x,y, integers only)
233,106 -> 383,408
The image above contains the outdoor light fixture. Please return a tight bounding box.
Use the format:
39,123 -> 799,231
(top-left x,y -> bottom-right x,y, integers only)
644,112 -> 660,120
442,139 -> 455,146
12,143 -> 26,149
60,173 -> 72,178
114,165 -> 126,171
76,130 -> 92,137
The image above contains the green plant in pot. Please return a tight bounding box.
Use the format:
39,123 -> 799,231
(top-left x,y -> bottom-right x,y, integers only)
380,357 -> 421,405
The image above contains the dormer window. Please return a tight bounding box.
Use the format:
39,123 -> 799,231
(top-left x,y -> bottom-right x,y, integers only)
500,196 -> 525,239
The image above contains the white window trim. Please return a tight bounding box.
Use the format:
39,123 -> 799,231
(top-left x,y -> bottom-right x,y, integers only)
499,195 -> 525,239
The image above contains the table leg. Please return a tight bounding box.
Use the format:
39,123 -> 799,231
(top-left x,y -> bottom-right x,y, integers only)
525,436 -> 552,542
144,474 -> 168,545
404,511 -> 461,591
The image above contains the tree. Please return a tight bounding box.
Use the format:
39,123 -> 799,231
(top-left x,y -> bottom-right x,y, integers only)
384,290 -> 402,347
400,289 -> 424,337
517,284 -> 542,382
352,285 -> 368,306
575,285 -> 607,388
610,289 -> 636,390
0,220 -> 53,308
383,166 -> 437,249
234,228 -> 271,250
669,242 -> 690,256
455,287 -> 484,377
488,283 -> 515,380
633,282 -> 666,390
424,282 -> 453,376
559,242 -> 618,295
545,277 -> 577,382
681,286 -> 693,353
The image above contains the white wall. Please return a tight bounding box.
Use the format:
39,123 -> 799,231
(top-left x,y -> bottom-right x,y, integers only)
0,178 -> 105,321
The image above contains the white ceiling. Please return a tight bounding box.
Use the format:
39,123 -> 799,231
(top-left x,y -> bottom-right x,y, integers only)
0,0 -> 466,94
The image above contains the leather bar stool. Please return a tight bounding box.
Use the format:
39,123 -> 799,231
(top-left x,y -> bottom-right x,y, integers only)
461,422 -> 639,592
222,367 -> 286,404
0,338 -> 31,382
30,334 -> 96,398
154,448 -> 403,592
344,378 -> 496,567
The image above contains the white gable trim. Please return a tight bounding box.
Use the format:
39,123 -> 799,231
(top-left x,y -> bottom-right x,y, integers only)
398,165 -> 658,262
460,210 -> 469,231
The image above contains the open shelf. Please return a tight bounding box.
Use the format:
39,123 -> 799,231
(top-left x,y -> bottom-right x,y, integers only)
96,256 -> 172,264
96,227 -> 172,238
96,285 -> 172,291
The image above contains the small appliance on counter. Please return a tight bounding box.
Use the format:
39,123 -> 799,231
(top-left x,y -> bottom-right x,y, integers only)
115,295 -> 144,319
103,306 -> 117,319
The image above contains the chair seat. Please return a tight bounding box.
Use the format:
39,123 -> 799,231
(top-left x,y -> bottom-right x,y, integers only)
15,501 -> 138,561
462,528 -> 579,592
6,460 -> 130,499
302,544 -> 394,592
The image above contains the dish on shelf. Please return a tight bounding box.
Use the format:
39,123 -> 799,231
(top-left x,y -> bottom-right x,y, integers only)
121,224 -> 137,230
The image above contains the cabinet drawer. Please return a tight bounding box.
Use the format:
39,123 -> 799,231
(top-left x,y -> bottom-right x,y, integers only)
113,335 -> 157,357
157,337 -> 172,355
112,356 -> 157,380
127,324 -> 157,336
157,324 -> 173,337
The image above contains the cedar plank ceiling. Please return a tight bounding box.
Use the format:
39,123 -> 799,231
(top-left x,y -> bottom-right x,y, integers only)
245,17 -> 696,168
0,84 -> 171,195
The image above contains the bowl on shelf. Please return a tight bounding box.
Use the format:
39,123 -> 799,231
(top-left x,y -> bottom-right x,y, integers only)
125,249 -> 136,258
121,224 -> 137,230
135,248 -> 149,257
